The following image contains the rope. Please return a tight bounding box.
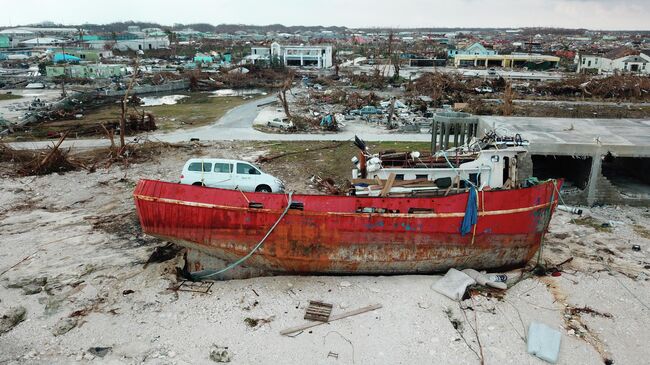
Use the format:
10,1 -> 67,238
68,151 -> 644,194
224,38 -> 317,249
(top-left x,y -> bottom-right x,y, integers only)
471,192 -> 479,245
237,187 -> 250,204
190,191 -> 294,280
535,179 -> 558,267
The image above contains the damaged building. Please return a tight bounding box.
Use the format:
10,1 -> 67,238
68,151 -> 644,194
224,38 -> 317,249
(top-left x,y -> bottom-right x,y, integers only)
481,116 -> 650,206
247,42 -> 333,68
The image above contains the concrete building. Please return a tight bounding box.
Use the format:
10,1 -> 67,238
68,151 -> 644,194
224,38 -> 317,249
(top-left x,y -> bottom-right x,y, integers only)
453,54 -> 560,70
0,35 -> 10,48
52,49 -> 113,62
247,42 -> 333,68
45,64 -> 126,79
577,47 -> 650,74
448,42 -> 497,58
85,37 -> 170,51
19,37 -> 67,47
480,116 -> 650,206
0,28 -> 35,47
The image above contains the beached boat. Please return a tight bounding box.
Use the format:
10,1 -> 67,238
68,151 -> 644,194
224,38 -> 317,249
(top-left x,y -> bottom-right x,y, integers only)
134,178 -> 560,275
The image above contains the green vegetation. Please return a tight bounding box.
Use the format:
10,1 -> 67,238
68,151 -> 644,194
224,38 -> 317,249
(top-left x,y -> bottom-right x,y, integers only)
23,93 -> 261,139
573,216 -> 612,232
633,225 -> 650,239
0,94 -> 22,101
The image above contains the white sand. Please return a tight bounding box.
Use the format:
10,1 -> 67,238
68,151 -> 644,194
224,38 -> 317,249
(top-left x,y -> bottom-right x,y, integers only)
1,144 -> 648,364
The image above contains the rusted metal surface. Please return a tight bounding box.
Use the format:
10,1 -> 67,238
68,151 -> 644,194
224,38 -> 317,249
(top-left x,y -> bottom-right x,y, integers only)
133,179 -> 561,275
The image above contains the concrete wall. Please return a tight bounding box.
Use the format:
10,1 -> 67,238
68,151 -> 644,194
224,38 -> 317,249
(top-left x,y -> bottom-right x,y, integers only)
477,116 -> 650,207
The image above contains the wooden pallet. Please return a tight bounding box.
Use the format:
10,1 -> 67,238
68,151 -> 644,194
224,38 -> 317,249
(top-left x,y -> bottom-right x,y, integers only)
304,301 -> 333,322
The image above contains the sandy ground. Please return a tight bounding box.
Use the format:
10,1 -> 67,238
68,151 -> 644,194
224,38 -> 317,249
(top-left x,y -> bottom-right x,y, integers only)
0,143 -> 649,365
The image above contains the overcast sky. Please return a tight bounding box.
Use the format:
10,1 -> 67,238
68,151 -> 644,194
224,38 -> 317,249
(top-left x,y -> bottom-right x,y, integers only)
2,0 -> 649,30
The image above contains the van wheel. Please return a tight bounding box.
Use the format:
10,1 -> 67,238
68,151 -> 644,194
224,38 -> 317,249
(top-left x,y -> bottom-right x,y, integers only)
192,182 -> 204,186
255,185 -> 272,193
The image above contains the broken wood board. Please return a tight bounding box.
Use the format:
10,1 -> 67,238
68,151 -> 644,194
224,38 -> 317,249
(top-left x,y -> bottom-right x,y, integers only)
280,303 -> 382,336
380,173 -> 396,197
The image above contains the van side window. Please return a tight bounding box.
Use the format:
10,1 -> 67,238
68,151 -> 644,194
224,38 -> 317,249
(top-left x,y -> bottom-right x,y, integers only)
237,163 -> 260,175
188,162 -> 212,172
214,163 -> 233,173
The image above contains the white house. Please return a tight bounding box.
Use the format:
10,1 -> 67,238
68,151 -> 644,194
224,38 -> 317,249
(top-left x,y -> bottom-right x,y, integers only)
19,37 -> 67,46
246,42 -> 333,69
577,47 -> 650,74
85,37 -> 170,51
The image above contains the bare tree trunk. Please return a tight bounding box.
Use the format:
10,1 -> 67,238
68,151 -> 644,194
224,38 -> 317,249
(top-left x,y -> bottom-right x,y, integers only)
119,57 -> 139,153
332,48 -> 340,77
278,90 -> 291,118
387,97 -> 396,129
277,71 -> 293,118
502,81 -> 514,116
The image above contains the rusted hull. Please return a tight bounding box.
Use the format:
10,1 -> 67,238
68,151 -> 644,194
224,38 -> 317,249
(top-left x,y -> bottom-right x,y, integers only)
134,179 -> 560,275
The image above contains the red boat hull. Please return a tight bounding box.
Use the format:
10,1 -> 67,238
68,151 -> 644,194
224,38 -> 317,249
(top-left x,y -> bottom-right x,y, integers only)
134,179 -> 560,275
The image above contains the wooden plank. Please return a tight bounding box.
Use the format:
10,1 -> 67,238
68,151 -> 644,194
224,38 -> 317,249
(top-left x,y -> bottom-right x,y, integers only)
380,173 -> 396,197
280,304 -> 382,336
353,178 -> 432,187
374,177 -> 383,188
351,178 -> 378,185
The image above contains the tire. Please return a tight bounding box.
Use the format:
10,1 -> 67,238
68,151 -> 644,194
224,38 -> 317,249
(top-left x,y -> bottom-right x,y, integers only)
192,182 -> 204,186
255,185 -> 272,193
267,122 -> 271,127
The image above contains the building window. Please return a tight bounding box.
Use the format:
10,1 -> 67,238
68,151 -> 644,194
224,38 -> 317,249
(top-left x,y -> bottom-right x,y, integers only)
587,60 -> 591,67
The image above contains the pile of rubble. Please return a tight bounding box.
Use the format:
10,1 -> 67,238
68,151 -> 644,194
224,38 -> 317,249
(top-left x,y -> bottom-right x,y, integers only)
539,74 -> 650,100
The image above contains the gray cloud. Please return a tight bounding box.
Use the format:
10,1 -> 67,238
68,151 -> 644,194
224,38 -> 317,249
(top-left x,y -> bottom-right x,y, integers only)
1,0 -> 648,30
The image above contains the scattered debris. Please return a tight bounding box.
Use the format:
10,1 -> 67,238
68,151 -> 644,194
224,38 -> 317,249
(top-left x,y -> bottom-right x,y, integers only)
280,304 -> 382,336
432,268 -> 477,301
143,243 -> 182,268
462,269 -> 508,290
0,306 -> 26,334
170,281 -> 214,294
52,317 -> 78,336
558,205 -> 583,215
327,351 -> 339,359
87,347 -> 112,358
567,306 -> 613,319
244,315 -> 274,328
527,322 -> 562,364
304,301 -> 333,322
209,344 -> 232,363
323,331 -> 355,364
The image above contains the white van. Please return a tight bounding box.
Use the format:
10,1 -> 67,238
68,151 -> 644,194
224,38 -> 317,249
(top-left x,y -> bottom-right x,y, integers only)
180,158 -> 285,193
